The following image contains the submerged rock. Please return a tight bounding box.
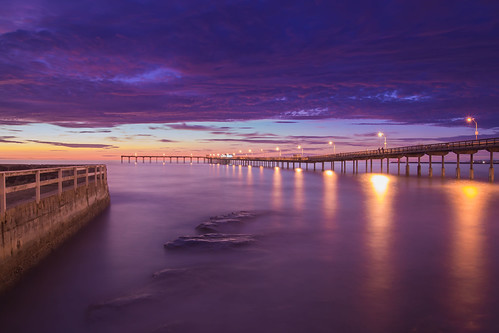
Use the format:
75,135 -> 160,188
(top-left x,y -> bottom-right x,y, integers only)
89,293 -> 153,310
164,233 -> 256,250
152,268 -> 189,279
87,292 -> 154,321
195,211 -> 256,233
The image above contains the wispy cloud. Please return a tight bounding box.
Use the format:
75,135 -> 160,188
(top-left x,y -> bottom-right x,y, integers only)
28,140 -> 118,149
0,136 -> 25,144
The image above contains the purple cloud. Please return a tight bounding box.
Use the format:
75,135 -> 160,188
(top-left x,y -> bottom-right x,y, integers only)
0,136 -> 25,144
28,140 -> 118,149
0,0 -> 498,128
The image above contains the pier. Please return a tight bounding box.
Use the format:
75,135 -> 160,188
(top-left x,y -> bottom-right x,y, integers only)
122,137 -> 499,182
0,165 -> 110,293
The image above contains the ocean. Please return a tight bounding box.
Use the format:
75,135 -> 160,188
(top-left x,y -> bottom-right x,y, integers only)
0,161 -> 499,332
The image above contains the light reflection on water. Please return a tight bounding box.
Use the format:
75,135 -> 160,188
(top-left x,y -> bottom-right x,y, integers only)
0,162 -> 498,333
447,182 -> 489,330
362,174 -> 396,330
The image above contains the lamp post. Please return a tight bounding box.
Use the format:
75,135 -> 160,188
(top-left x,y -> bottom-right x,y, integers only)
466,117 -> 478,140
297,145 -> 303,157
328,141 -> 336,154
377,132 -> 387,149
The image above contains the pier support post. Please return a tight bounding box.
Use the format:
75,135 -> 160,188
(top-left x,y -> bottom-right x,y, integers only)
365,160 -> 368,173
456,154 -> 461,179
386,158 -> 389,174
417,157 -> 422,177
314,163 -> 316,171
470,154 -> 474,180
332,161 -> 334,171
441,156 -> 445,178
380,158 -> 383,173
428,155 -> 433,177
406,156 -> 410,176
352,161 -> 355,174
489,151 -> 494,182
370,159 -> 373,173
398,158 -> 400,175
322,162 -> 325,172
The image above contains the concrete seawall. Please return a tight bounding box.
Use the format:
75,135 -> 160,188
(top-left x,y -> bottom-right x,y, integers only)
0,170 -> 110,293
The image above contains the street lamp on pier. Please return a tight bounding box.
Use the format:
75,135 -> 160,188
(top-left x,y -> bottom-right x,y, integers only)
466,117 -> 478,140
377,132 -> 387,149
328,141 -> 336,154
297,145 -> 303,157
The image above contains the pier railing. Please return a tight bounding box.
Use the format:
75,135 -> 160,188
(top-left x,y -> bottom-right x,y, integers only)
309,137 -> 499,161
0,165 -> 107,214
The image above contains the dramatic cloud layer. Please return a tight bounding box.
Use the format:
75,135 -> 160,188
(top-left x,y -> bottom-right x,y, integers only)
1,0 -> 498,128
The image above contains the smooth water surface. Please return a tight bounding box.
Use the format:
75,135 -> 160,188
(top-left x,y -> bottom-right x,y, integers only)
1,162 -> 499,332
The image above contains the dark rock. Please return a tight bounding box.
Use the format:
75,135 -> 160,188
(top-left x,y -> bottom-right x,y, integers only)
164,233 -> 256,250
195,211 -> 256,233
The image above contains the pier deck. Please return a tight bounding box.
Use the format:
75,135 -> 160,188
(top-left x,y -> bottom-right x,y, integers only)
121,137 -> 499,181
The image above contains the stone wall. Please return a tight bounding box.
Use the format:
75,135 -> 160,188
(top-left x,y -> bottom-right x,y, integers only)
0,181 -> 110,293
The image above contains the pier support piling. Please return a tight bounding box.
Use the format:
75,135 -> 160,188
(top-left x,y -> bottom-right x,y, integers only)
489,151 -> 494,182
456,154 -> 461,179
470,154 -> 474,180
441,156 -> 445,178
428,155 -> 433,178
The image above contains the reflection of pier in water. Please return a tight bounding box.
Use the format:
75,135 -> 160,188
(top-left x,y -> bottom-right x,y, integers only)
121,137 -> 499,182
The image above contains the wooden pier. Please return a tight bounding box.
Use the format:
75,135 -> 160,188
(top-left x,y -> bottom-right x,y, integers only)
121,137 -> 499,182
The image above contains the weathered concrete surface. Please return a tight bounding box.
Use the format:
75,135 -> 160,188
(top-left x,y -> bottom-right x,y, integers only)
0,181 -> 110,293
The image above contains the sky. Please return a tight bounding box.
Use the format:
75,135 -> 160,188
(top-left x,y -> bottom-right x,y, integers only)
0,0 -> 498,160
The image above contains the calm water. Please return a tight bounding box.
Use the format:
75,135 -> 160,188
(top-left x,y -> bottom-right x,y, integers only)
1,161 -> 499,333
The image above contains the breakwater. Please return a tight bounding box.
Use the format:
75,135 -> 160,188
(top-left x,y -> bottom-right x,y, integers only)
0,165 -> 110,293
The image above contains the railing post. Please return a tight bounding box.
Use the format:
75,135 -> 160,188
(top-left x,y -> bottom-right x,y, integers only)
58,169 -> 62,196
85,167 -> 89,186
94,166 -> 98,184
73,167 -> 78,190
0,173 -> 6,214
36,170 -> 40,204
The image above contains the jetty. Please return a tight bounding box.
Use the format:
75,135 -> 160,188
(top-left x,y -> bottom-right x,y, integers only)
122,138 -> 499,182
0,165 -> 110,293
